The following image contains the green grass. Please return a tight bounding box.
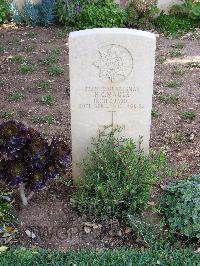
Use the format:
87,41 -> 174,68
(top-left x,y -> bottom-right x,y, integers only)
8,91 -> 24,102
48,66 -> 64,76
10,36 -> 21,45
170,50 -> 183,57
55,30 -> 68,38
0,44 -> 5,52
41,95 -> 55,106
0,190 -> 16,235
16,110 -> 27,118
158,94 -> 179,104
0,248 -> 199,266
11,55 -> 26,64
50,48 -> 61,56
18,64 -> 35,73
42,54 -> 58,65
187,62 -> 200,68
27,31 -> 38,38
172,67 -> 185,76
25,44 -> 37,53
172,43 -> 184,49
0,109 -> 27,119
151,108 -> 159,118
0,110 -> 15,119
180,111 -> 196,122
32,115 -> 55,124
41,38 -> 50,44
36,80 -> 51,90
175,132 -> 187,142
158,56 -> 166,64
0,78 -> 5,85
166,80 -> 182,88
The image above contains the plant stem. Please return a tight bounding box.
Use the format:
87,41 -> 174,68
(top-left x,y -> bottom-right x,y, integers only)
27,191 -> 34,201
19,183 -> 28,206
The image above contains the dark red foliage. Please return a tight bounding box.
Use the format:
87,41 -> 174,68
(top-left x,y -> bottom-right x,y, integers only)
0,120 -> 71,191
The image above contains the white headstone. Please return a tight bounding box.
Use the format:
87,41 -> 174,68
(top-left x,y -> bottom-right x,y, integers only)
69,28 -> 156,179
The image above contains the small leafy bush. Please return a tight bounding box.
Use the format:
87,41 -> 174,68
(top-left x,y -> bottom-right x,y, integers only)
73,128 -> 168,221
154,13 -> 198,36
57,0 -> 128,28
0,120 -> 71,205
170,0 -> 200,21
160,173 -> 200,239
11,0 -> 57,26
0,0 -> 10,23
56,0 -> 90,25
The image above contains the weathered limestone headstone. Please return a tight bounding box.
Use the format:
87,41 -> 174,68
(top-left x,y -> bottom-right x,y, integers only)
69,28 -> 156,179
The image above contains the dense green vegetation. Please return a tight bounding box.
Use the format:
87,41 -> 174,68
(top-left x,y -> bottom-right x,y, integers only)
73,128 -> 169,220
153,13 -> 198,36
0,247 -> 200,266
57,0 -> 127,28
160,173 -> 200,239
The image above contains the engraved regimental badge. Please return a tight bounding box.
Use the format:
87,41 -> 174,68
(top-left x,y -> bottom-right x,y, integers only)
94,44 -> 133,83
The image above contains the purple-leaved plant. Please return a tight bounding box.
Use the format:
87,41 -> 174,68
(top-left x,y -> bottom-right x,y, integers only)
0,120 -> 71,205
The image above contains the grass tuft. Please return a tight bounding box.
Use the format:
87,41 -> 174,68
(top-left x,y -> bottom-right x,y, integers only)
48,66 -> 64,76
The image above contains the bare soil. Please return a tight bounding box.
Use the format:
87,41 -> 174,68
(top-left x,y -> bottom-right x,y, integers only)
0,24 -> 199,250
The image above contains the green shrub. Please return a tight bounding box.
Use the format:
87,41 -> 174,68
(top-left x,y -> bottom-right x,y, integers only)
170,0 -> 200,20
56,0 -> 90,25
57,0 -> 127,28
153,13 -> 198,36
73,128 -> 168,221
0,0 -> 10,23
160,173 -> 200,239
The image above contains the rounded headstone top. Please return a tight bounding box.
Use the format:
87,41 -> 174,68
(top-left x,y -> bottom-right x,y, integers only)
69,28 -> 156,40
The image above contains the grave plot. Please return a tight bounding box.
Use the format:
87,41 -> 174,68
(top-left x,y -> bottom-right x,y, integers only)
0,25 -> 199,250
